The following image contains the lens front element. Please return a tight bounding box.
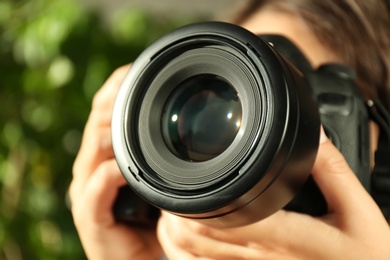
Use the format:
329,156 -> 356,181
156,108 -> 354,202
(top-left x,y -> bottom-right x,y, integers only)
162,74 -> 242,162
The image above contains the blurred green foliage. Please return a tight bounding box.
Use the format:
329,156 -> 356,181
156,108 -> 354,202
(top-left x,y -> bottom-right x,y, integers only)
0,0 -> 196,258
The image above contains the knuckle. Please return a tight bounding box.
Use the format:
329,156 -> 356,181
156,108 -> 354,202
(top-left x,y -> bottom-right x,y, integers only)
91,125 -> 111,149
91,88 -> 107,109
84,121 -> 111,153
88,164 -> 113,192
157,216 -> 195,248
174,234 -> 194,249
90,160 -> 121,189
95,160 -> 115,179
324,153 -> 350,174
72,155 -> 82,177
68,180 -> 78,203
92,65 -> 129,109
190,222 -> 213,236
72,127 -> 111,174
112,65 -> 130,79
69,194 -> 85,227
72,208 -> 90,231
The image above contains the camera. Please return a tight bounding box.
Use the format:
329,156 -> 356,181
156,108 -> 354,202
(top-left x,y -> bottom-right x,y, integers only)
111,22 -> 371,227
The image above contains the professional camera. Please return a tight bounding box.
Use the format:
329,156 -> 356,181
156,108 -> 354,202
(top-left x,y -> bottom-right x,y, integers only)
111,22 -> 374,228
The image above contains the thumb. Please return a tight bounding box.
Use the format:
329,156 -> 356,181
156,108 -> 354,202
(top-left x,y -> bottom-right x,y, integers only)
311,128 -> 372,215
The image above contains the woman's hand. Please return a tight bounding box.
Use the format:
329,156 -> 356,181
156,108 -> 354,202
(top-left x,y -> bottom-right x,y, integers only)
69,65 -> 162,260
157,129 -> 390,260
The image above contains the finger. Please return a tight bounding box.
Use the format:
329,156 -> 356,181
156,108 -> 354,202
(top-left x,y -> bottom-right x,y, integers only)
74,64 -> 130,164
158,240 -> 213,260
73,126 -> 113,185
72,159 -> 127,227
157,220 -> 200,260
72,65 -> 130,185
311,128 -> 381,219
158,211 -> 328,257
158,213 -> 262,260
160,212 -> 252,247
92,64 -> 131,111
229,210 -> 343,259
157,213 -> 213,259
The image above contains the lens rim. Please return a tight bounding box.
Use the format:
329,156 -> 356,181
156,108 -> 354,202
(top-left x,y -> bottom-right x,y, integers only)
137,44 -> 266,189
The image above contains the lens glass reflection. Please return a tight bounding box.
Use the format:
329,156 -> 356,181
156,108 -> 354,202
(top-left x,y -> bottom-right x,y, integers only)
162,74 -> 242,162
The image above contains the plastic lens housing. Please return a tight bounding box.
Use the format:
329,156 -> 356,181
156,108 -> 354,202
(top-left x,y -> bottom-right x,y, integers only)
111,22 -> 320,227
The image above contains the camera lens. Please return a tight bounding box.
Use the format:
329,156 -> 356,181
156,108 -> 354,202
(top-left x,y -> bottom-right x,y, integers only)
162,74 -> 242,162
112,22 -> 321,228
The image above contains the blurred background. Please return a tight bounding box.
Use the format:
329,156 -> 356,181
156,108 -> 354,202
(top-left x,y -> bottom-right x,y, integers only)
0,0 -> 239,258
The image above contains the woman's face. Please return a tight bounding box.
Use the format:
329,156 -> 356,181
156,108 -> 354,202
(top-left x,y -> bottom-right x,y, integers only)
240,7 -> 342,68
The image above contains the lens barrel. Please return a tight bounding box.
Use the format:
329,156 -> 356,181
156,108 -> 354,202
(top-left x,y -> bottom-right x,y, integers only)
112,22 -> 320,227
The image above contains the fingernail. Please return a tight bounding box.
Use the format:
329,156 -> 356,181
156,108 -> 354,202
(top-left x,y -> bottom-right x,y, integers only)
320,126 -> 328,144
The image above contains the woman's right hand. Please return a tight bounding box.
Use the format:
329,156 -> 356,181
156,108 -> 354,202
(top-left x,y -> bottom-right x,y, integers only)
69,65 -> 162,260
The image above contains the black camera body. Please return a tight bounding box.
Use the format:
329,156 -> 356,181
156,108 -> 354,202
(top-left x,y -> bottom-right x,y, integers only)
111,22 -> 370,227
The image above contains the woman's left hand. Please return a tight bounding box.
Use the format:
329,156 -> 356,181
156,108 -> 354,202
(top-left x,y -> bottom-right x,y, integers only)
157,130 -> 390,260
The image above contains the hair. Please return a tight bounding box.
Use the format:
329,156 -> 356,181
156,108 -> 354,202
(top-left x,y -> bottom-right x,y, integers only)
228,0 -> 390,110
